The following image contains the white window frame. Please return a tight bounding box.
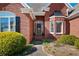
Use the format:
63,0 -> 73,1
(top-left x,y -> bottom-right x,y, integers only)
0,16 -> 16,32
55,21 -> 64,34
50,18 -> 64,34
50,20 -> 54,34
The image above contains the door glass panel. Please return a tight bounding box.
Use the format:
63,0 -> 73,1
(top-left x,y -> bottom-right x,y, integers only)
34,21 -> 43,36
1,18 -> 8,32
37,23 -> 41,35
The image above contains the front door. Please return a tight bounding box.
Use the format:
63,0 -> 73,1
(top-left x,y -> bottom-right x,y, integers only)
34,21 -> 43,36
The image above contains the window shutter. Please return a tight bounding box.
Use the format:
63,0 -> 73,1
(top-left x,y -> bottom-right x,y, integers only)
16,16 -> 20,32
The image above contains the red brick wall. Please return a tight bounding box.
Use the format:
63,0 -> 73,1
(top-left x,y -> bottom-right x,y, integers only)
0,3 -> 9,10
29,15 -> 33,42
2,3 -> 23,13
0,3 -> 33,43
61,6 -> 68,16
49,3 -> 67,16
45,11 -> 50,38
65,19 -> 70,34
16,13 -> 32,43
70,17 -> 79,37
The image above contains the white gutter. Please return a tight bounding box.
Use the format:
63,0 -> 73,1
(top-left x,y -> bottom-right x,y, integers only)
65,3 -> 73,9
21,3 -> 31,8
66,11 -> 79,19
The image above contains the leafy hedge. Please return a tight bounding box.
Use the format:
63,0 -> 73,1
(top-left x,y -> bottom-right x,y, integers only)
0,32 -> 26,56
74,39 -> 79,49
56,35 -> 78,45
43,39 -> 51,43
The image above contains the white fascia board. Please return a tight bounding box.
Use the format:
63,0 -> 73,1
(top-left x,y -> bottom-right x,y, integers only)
49,16 -> 66,18
65,3 -> 73,9
20,8 -> 33,13
21,3 -> 31,8
20,8 -> 36,20
67,12 -> 79,19
33,12 -> 45,16
24,3 -> 31,8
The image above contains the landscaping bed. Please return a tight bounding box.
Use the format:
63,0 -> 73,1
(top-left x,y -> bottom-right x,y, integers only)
14,44 -> 37,56
43,35 -> 79,56
43,42 -> 79,56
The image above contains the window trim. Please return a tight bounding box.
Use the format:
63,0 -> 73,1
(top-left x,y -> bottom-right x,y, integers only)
54,10 -> 62,16
34,20 -> 43,35
49,16 -> 65,18
50,20 -> 64,35
50,20 -> 54,34
0,16 -> 16,32
55,21 -> 64,34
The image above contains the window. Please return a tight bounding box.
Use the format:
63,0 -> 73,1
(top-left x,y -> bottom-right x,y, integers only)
0,11 -> 16,32
56,21 -> 63,34
50,21 -> 54,32
54,10 -> 62,16
50,20 -> 63,34
10,17 -> 15,31
0,17 -> 16,32
0,18 -> 8,32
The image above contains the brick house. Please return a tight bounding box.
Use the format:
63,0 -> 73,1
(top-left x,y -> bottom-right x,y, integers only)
0,3 -> 78,43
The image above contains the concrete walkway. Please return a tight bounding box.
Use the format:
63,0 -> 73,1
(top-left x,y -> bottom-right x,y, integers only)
27,45 -> 47,56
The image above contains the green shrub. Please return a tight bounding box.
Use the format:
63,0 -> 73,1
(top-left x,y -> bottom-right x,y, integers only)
0,32 -> 26,56
26,44 -> 33,50
43,39 -> 52,44
56,35 -> 78,45
74,39 -> 79,49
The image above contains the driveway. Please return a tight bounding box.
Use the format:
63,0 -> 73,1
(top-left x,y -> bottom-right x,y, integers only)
27,45 -> 47,56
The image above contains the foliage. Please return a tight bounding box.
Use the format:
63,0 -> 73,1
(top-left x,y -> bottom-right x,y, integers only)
0,32 -> 26,56
43,38 -> 52,44
74,39 -> 79,49
56,35 -> 78,45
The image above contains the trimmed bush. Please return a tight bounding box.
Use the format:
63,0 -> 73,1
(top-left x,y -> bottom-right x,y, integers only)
56,35 -> 78,45
43,39 -> 52,44
0,32 -> 26,56
74,39 -> 79,49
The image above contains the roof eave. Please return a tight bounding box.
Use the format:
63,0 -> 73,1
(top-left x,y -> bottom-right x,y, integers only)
67,12 -> 79,19
20,8 -> 36,20
21,3 -> 31,8
33,12 -> 45,16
